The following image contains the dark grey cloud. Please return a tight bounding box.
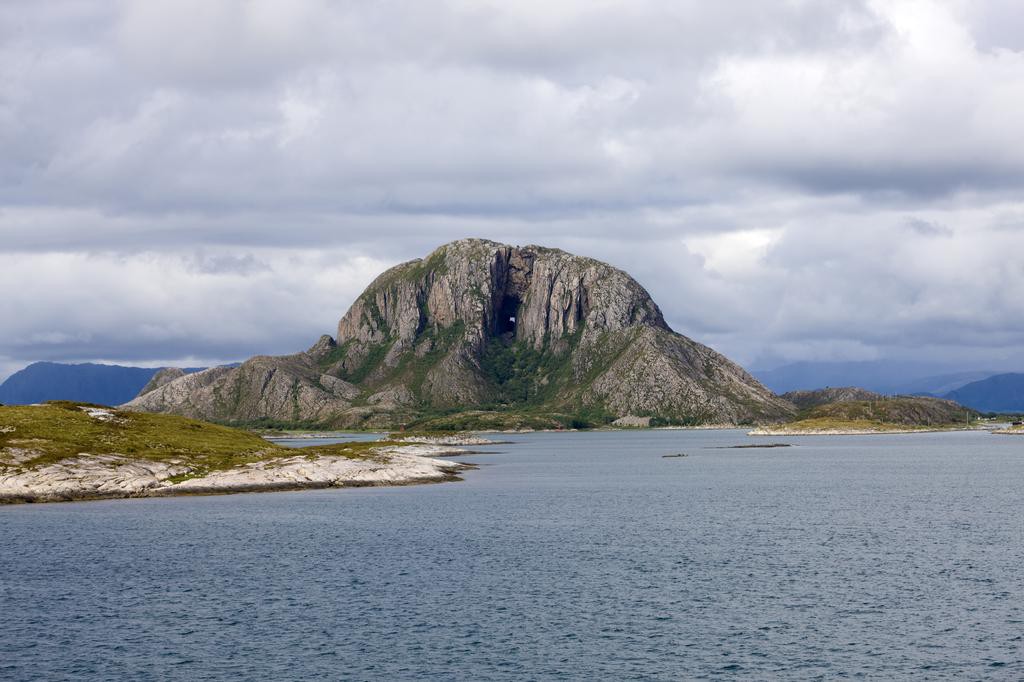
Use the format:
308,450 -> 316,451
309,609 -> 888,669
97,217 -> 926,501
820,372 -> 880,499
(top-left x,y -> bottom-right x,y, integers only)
904,218 -> 952,237
2,0 -> 1024,381
186,253 -> 272,276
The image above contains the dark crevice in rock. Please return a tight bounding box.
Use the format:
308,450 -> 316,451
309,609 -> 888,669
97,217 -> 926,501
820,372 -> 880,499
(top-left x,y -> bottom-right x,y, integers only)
496,293 -> 520,337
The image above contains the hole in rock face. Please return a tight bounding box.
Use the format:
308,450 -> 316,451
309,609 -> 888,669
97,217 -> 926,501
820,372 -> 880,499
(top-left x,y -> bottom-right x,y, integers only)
497,294 -> 520,336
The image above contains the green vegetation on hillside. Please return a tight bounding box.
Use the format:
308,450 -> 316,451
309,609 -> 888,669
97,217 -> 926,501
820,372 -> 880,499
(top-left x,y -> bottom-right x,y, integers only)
322,321 -> 626,432
762,396 -> 979,433
375,246 -> 451,288
0,402 -> 393,474
800,396 -> 975,426
344,339 -> 394,384
767,417 -> 942,433
781,387 -> 883,410
400,320 -> 466,397
480,335 -> 574,406
402,247 -> 450,282
317,341 -> 350,369
406,408 -> 604,432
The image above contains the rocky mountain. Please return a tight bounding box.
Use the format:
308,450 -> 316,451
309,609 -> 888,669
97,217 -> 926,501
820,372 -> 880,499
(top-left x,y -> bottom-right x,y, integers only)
781,387 -> 884,411
125,239 -> 794,428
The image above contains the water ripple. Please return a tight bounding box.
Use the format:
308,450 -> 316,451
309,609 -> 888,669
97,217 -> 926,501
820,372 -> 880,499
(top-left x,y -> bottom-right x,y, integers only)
2,429 -> 1024,679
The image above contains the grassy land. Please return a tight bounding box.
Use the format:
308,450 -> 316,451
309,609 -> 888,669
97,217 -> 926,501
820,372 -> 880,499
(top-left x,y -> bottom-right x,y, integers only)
800,396 -> 975,424
763,396 -> 979,433
760,417 -> 962,433
0,401 -> 399,474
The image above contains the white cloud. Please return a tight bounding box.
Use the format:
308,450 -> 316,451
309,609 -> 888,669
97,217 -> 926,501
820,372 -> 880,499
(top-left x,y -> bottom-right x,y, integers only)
0,248 -> 393,374
683,229 -> 781,276
1,0 -> 1023,380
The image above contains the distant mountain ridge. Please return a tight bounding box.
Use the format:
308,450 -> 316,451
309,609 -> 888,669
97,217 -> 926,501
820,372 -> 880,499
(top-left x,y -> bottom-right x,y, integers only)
0,362 -> 202,406
945,373 -> 1024,413
755,362 -> 1024,414
754,361 -> 998,396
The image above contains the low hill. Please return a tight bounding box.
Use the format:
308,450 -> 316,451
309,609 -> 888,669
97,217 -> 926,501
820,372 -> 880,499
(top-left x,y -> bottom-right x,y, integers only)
780,387 -> 883,410
806,396 -> 975,425
0,402 -> 465,503
945,373 -> 1024,413
126,239 -> 794,429
752,396 -> 978,435
1,400 -> 277,471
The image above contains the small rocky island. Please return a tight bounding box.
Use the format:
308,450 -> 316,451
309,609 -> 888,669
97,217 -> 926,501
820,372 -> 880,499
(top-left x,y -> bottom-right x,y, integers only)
0,402 -> 477,504
750,392 -> 979,435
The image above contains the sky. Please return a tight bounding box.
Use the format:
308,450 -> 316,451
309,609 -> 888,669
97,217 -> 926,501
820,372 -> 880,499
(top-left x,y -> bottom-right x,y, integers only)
2,0 -> 1024,382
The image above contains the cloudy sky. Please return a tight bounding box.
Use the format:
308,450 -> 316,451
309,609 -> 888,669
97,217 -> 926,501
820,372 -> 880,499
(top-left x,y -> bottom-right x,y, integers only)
2,0 -> 1024,381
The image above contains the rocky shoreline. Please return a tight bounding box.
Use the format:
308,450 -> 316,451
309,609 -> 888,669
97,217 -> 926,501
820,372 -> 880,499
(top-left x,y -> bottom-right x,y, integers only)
0,443 -> 474,504
748,426 -> 979,436
262,432 -> 374,441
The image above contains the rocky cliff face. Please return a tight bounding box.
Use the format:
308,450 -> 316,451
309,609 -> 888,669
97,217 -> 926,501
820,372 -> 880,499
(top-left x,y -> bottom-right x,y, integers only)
125,239 -> 794,427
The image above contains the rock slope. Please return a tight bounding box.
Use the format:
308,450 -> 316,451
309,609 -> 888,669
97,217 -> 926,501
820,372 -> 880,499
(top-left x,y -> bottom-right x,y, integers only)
126,239 -> 794,428
0,449 -> 467,503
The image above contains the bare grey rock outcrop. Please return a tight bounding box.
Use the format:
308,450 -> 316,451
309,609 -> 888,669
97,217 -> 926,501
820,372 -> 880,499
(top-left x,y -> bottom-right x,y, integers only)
128,349 -> 357,424
125,239 -> 794,427
138,367 -> 187,396
0,447 -> 468,503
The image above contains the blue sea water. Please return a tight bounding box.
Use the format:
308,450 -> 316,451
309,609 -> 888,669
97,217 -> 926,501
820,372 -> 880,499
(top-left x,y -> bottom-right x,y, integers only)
2,429 -> 1023,680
